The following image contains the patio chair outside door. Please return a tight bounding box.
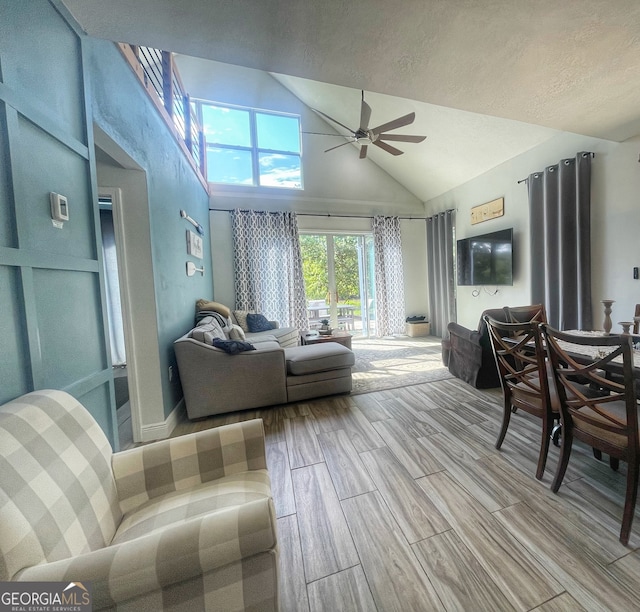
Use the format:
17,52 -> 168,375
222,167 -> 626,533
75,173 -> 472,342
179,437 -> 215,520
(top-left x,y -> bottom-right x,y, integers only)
300,233 -> 376,336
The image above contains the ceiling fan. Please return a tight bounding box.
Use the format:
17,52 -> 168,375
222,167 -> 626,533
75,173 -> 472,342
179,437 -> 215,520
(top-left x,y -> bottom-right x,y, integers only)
305,91 -> 426,159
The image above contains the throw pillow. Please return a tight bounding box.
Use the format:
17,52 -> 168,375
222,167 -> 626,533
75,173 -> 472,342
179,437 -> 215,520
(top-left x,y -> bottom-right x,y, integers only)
195,299 -> 231,319
247,313 -> 274,332
228,324 -> 246,341
212,338 -> 256,355
190,319 -> 226,344
233,310 -> 255,332
196,315 -> 214,327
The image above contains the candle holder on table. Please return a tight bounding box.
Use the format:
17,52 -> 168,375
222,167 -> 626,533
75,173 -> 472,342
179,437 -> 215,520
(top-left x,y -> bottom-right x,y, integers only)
601,299 -> 615,334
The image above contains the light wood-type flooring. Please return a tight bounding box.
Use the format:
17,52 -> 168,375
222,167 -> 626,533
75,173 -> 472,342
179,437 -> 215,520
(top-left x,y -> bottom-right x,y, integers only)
171,379 -> 640,611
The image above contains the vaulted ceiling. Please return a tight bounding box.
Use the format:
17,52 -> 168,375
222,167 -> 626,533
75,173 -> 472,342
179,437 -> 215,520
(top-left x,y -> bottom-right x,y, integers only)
62,0 -> 640,201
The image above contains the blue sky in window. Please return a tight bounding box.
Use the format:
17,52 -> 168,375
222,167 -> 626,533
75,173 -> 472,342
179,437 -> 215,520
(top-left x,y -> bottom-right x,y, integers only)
259,153 -> 301,188
202,106 -> 251,147
256,113 -> 300,153
201,103 -> 301,187
207,148 -> 253,185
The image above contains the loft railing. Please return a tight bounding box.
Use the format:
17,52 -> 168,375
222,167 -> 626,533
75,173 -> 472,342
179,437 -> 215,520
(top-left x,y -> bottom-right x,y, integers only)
118,43 -> 207,188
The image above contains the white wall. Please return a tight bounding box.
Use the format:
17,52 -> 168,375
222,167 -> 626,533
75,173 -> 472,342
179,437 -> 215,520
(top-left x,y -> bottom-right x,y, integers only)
425,131 -> 640,330
178,56 -> 431,320
209,210 -> 235,307
400,219 -> 429,318
175,57 -> 424,216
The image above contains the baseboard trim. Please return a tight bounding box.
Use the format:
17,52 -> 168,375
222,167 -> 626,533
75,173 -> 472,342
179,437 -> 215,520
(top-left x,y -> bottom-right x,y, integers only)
140,398 -> 185,442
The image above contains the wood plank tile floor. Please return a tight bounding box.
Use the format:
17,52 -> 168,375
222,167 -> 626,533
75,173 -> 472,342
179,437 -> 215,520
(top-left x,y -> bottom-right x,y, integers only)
171,379 -> 640,611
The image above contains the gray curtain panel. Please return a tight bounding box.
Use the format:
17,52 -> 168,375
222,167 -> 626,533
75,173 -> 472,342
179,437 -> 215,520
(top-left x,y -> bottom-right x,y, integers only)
427,210 -> 456,338
231,209 -> 309,330
372,216 -> 406,336
528,152 -> 592,330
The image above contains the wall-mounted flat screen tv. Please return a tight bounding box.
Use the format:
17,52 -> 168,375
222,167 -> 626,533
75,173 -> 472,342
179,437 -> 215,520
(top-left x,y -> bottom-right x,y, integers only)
457,228 -> 513,286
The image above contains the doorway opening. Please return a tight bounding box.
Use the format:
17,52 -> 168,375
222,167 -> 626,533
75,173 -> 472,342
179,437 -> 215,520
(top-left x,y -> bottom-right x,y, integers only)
98,189 -> 134,448
300,232 -> 376,337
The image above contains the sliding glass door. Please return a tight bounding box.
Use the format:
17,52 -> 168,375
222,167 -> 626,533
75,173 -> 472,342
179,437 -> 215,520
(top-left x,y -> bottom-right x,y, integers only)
300,233 -> 376,337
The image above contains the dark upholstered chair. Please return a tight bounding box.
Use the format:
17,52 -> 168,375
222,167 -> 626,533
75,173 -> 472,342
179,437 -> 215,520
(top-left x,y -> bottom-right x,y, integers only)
442,304 -> 547,389
541,326 -> 639,545
442,308 -> 507,388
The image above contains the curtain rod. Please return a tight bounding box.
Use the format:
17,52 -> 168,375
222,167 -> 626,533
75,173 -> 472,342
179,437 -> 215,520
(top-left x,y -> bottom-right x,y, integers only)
517,151 -> 595,184
208,208 -> 426,220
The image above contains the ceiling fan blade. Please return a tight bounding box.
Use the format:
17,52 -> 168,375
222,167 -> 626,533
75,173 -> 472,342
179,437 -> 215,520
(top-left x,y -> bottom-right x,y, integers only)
377,133 -> 426,143
311,108 -> 355,135
324,140 -> 354,153
371,112 -> 416,135
303,131 -> 353,137
372,140 -> 404,156
359,91 -> 371,131
359,144 -> 368,159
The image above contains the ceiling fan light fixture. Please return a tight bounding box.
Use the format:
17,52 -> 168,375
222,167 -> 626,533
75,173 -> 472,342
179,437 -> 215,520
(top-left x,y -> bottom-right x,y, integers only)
311,92 -> 425,159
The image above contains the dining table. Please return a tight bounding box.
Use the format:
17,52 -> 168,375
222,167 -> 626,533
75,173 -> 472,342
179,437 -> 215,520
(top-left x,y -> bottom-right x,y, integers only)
557,330 -> 640,374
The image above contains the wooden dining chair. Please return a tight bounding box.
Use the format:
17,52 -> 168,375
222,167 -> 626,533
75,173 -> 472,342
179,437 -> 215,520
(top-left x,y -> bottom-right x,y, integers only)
484,316 -> 559,480
541,325 -> 639,545
633,303 -> 640,334
505,303 -> 547,325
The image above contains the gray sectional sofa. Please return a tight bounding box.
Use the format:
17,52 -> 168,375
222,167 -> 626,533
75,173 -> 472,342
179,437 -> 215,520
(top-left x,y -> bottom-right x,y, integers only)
174,300 -> 355,419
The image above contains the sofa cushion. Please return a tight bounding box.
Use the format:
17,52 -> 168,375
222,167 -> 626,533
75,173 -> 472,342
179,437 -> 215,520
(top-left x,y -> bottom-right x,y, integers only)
248,327 -> 298,348
195,299 -> 231,319
197,311 -> 234,337
247,313 -> 275,332
212,338 -> 256,354
286,367 -> 353,387
248,335 -> 279,347
112,469 -> 272,544
190,319 -> 226,344
285,343 -> 355,375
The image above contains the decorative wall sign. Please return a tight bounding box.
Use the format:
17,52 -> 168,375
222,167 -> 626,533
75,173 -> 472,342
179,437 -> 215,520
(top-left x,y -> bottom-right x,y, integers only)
186,230 -> 203,259
471,197 -> 504,225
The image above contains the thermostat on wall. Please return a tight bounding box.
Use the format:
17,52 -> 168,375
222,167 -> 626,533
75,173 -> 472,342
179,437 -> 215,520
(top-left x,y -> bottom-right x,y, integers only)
50,192 -> 69,228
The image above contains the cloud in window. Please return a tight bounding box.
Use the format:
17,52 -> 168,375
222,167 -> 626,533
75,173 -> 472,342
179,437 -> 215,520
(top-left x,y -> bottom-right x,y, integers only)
260,165 -> 302,188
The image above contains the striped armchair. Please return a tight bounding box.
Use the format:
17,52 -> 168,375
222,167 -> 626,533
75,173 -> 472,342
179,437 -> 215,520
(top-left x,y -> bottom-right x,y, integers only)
0,390 -> 278,611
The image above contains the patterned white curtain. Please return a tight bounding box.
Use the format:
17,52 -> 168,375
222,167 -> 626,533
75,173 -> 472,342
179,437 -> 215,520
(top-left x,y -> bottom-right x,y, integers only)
372,216 -> 406,336
232,209 -> 309,329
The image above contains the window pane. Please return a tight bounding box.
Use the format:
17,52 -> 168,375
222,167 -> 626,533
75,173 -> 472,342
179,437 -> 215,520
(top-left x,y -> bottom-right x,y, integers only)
207,147 -> 254,185
256,113 -> 300,153
258,153 -> 301,188
201,105 -> 251,147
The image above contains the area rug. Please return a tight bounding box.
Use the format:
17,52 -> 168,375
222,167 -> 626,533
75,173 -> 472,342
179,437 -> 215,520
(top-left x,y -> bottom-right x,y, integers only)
350,336 -> 453,395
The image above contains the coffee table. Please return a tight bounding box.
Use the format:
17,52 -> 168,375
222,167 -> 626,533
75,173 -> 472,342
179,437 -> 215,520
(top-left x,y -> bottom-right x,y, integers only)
301,330 -> 352,350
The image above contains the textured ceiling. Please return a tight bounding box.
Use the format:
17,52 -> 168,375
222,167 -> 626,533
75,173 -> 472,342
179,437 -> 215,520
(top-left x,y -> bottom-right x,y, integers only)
61,0 -> 640,201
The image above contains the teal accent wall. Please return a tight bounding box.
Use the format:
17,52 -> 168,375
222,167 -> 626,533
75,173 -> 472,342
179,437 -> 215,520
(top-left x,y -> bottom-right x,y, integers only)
85,39 -> 212,420
0,0 -> 116,444
0,0 -> 212,439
